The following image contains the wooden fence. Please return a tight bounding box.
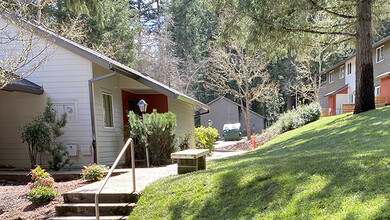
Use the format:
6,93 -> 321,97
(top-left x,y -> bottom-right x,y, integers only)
375,96 -> 386,107
342,104 -> 355,114
321,109 -> 329,117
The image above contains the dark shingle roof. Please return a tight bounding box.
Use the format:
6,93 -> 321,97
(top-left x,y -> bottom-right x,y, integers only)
2,78 -> 44,95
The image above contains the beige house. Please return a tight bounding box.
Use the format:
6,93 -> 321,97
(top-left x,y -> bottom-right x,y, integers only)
0,16 -> 208,169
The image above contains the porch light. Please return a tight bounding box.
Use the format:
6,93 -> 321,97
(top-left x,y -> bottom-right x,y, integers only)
208,119 -> 213,127
137,99 -> 149,168
137,99 -> 148,114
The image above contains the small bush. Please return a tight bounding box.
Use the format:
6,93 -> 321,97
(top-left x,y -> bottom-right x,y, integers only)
48,143 -> 72,171
277,102 -> 321,133
127,110 -> 177,166
195,126 -> 218,155
178,133 -> 192,151
255,102 -> 322,148
82,163 -> 108,181
28,166 -> 55,189
27,166 -> 58,202
28,186 -> 58,202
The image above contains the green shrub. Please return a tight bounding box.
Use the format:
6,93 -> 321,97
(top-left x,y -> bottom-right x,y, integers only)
20,99 -> 71,170
277,102 -> 321,133
27,166 -> 58,203
255,102 -> 322,147
43,100 -> 71,171
178,132 -> 191,151
126,111 -> 148,164
82,163 -> 108,181
48,143 -> 72,171
20,116 -> 51,169
144,110 -> 177,166
195,126 -> 218,155
27,186 -> 59,202
127,110 -> 177,166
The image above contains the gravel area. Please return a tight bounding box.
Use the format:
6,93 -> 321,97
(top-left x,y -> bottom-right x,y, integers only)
0,179 -> 88,220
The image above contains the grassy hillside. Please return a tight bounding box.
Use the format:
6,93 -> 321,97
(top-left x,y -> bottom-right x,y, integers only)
129,106 -> 390,219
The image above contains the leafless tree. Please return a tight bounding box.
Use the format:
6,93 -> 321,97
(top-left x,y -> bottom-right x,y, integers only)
0,9 -> 53,89
289,36 -> 352,103
136,14 -> 208,96
207,42 -> 277,139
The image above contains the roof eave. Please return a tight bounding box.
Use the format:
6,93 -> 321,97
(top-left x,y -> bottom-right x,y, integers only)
375,72 -> 390,79
2,84 -> 44,95
324,84 -> 348,97
111,64 -> 209,110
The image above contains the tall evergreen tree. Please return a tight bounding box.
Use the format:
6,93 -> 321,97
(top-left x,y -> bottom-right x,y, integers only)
214,0 -> 390,114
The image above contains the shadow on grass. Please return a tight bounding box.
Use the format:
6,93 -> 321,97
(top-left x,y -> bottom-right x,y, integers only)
133,107 -> 390,219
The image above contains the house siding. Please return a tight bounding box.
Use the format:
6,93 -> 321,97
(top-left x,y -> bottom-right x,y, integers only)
168,98 -> 195,149
318,84 -> 328,109
92,64 -> 124,165
0,44 -> 94,169
200,99 -> 239,137
380,78 -> 390,103
344,57 -> 356,104
0,91 -> 46,168
238,109 -> 265,136
326,66 -> 346,94
200,98 -> 266,137
374,40 -> 390,87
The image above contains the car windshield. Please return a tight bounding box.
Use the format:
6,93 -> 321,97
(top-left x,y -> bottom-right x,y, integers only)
223,123 -> 240,131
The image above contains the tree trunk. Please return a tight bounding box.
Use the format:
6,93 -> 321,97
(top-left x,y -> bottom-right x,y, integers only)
137,0 -> 142,57
354,0 -> 375,114
37,0 -> 42,24
245,99 -> 251,140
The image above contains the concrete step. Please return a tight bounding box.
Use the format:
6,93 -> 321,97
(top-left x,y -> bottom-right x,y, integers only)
63,192 -> 140,203
49,216 -> 128,220
55,203 -> 135,216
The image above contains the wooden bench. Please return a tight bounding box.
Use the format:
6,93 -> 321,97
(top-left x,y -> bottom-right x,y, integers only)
171,149 -> 209,174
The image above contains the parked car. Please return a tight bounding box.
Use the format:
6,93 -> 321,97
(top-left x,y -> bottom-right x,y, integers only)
222,123 -> 242,141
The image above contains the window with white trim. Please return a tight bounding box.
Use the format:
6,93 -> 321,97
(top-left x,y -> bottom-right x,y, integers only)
375,86 -> 381,97
339,65 -> 345,79
347,63 -> 352,75
376,45 -> 384,63
103,92 -> 114,128
329,71 -> 334,83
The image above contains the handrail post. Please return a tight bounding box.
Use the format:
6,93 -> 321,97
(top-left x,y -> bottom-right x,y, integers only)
95,138 -> 136,220
131,138 -> 136,192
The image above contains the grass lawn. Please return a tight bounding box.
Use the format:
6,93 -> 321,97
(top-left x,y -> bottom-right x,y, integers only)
129,106 -> 390,219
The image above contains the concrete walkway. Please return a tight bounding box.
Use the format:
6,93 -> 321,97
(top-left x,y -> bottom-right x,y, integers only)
69,146 -> 247,194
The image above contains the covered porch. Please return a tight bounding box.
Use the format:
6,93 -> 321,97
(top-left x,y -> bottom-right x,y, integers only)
90,63 -> 208,166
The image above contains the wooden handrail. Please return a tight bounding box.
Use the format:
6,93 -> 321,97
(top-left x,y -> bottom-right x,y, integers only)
95,138 -> 136,220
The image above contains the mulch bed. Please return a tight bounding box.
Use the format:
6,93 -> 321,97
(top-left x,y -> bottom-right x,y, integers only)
0,179 -> 88,220
218,140 -> 254,151
218,132 -> 279,152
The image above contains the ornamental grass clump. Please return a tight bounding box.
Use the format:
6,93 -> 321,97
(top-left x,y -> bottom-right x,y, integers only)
82,163 -> 108,181
27,166 -> 58,202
